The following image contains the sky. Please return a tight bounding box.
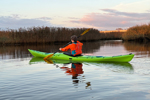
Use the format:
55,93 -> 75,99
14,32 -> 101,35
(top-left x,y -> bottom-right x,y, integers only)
0,0 -> 150,31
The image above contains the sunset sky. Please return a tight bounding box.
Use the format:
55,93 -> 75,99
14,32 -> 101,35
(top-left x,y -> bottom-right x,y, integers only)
0,0 -> 150,30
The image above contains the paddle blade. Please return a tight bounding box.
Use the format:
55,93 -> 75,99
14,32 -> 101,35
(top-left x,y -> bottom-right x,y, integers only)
43,54 -> 54,60
44,59 -> 54,64
81,28 -> 90,36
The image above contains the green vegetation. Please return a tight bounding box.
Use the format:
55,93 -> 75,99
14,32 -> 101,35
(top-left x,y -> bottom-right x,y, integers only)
122,24 -> 150,42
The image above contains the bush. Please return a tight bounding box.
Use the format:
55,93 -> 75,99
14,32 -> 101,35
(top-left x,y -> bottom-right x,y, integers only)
122,23 -> 150,41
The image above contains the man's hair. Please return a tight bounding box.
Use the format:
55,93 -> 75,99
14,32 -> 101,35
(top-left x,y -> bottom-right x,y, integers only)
71,35 -> 77,43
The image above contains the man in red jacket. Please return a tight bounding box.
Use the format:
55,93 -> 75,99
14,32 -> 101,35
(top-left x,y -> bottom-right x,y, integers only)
59,35 -> 83,56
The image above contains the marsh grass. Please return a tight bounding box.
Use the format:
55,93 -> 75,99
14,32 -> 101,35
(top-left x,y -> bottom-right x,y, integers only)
0,26 -> 101,45
0,26 -> 127,45
100,32 -> 124,40
122,24 -> 150,42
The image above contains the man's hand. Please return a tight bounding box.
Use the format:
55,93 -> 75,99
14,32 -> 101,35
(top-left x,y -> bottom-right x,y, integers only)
59,48 -> 62,51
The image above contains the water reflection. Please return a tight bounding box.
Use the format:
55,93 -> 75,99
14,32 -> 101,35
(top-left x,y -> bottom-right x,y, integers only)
30,57 -> 134,76
43,58 -> 90,89
30,57 -> 133,70
100,62 -> 134,74
0,41 -> 103,59
1,40 -> 150,59
60,63 -> 84,85
83,61 -> 134,74
123,41 -> 150,57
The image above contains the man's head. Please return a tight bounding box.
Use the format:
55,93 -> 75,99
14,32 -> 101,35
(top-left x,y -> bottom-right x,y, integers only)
71,35 -> 77,43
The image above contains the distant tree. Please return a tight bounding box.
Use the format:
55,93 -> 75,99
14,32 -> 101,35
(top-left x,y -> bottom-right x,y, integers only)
116,28 -> 123,30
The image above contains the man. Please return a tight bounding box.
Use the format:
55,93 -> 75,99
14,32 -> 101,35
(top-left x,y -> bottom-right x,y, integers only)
59,35 -> 83,56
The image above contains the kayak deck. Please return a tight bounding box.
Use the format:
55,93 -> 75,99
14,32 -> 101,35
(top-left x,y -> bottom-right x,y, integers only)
28,49 -> 134,62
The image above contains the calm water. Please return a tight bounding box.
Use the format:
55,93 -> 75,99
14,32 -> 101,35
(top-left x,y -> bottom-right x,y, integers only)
0,40 -> 150,100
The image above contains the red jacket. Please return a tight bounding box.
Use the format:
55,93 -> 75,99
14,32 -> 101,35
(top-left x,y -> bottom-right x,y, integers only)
61,41 -> 83,56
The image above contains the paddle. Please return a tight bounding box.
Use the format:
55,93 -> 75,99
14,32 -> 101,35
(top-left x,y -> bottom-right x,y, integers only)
43,28 -> 90,60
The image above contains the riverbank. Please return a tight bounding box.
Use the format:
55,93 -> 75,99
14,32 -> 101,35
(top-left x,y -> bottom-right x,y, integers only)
0,26 -> 125,45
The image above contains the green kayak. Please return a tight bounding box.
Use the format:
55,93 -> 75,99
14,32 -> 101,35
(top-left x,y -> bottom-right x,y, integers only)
28,49 -> 134,62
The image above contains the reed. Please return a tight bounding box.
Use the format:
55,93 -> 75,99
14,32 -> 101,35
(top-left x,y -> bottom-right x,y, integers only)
122,23 -> 150,42
100,32 -> 124,40
0,26 -> 101,45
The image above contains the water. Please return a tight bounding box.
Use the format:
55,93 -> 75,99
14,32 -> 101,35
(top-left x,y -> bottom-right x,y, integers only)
0,40 -> 150,100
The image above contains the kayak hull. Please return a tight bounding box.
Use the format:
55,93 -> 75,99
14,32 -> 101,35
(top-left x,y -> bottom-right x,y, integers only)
28,49 -> 134,62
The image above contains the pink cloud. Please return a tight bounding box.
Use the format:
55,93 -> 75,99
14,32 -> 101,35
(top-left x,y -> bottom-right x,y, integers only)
121,21 -> 128,24
70,9 -> 150,30
80,14 -> 94,22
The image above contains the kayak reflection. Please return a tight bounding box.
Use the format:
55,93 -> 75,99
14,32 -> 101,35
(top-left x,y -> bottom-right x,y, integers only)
29,57 -> 134,74
30,57 -> 83,64
29,57 -> 134,88
44,58 -> 89,87
88,62 -> 134,74
30,57 -> 92,88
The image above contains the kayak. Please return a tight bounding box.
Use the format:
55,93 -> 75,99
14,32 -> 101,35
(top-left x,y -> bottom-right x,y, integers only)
28,49 -> 134,62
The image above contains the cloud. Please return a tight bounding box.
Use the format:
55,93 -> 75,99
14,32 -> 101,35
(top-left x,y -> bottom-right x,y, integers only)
0,15 -> 52,30
38,17 -> 52,21
70,9 -> 150,30
68,17 -> 79,20
101,9 -> 150,18
114,0 -> 150,13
